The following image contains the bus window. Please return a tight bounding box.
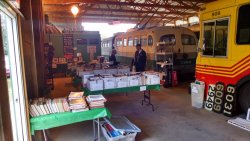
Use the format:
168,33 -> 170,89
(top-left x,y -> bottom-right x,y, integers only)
203,18 -> 228,56
107,42 -> 110,48
133,37 -> 140,46
141,36 -> 147,47
181,34 -> 196,45
160,34 -> 175,44
128,37 -> 133,46
116,38 -> 122,47
237,4 -> 250,44
214,20 -> 228,56
203,22 -> 215,55
123,38 -> 127,47
148,35 -> 153,46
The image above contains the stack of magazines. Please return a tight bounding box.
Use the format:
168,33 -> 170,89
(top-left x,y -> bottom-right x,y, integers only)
68,92 -> 89,112
86,95 -> 107,109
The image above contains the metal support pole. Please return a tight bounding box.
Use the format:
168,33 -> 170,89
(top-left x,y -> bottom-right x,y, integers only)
42,130 -> 48,141
97,118 -> 100,141
93,120 -> 96,140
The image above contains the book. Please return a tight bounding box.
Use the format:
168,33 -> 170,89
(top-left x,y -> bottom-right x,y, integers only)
30,99 -> 40,116
68,92 -> 84,99
29,105 -> 36,117
71,107 -> 89,113
52,99 -> 60,113
46,99 -> 54,114
55,98 -> 65,113
69,98 -> 87,106
37,98 -> 47,115
42,99 -> 50,114
86,95 -> 106,102
62,99 -> 70,112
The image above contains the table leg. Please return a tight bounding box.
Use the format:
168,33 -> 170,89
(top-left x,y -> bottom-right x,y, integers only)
97,118 -> 100,141
43,130 -> 48,141
93,120 -> 96,140
141,90 -> 155,111
93,118 -> 100,141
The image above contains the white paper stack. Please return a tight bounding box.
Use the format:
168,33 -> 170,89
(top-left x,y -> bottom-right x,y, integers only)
86,95 -> 107,109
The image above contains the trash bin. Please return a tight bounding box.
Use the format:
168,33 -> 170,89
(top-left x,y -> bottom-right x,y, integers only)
191,81 -> 205,108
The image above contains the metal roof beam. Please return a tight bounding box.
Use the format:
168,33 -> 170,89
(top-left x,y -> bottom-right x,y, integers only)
43,0 -> 200,10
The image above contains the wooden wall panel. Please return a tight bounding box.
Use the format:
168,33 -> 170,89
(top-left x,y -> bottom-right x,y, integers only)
31,0 -> 45,96
20,0 -> 39,98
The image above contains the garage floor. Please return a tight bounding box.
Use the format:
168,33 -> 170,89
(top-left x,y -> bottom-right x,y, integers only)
36,77 -> 250,141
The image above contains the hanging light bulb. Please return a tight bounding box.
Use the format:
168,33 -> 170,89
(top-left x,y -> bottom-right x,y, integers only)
71,6 -> 79,17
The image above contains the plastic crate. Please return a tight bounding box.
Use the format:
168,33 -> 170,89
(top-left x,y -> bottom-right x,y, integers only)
101,121 -> 137,141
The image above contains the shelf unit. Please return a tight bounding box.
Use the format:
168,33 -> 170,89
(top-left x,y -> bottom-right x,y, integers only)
155,41 -> 175,87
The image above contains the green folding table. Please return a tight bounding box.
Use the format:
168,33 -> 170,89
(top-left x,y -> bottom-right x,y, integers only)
83,84 -> 161,111
30,108 -> 111,141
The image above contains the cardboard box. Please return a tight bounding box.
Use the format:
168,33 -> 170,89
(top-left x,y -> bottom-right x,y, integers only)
114,74 -> 128,88
127,74 -> 141,87
82,74 -> 94,87
87,76 -> 103,91
142,72 -> 160,85
102,75 -> 116,89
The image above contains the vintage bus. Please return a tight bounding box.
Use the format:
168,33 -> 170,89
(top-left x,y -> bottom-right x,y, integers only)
196,0 -> 250,113
112,26 -> 198,81
101,37 -> 114,58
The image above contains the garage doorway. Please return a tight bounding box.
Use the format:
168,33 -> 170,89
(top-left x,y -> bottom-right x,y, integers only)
0,2 -> 28,141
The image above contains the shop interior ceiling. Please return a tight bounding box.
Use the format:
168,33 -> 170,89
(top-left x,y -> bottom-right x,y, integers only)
42,0 -> 214,30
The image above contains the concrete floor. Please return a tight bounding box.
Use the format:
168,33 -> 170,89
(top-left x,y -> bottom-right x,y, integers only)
37,77 -> 250,141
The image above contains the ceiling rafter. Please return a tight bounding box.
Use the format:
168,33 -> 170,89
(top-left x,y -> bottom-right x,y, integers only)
43,0 -> 200,10
43,0 -> 214,29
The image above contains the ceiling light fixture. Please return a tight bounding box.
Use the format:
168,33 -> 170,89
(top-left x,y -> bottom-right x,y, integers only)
71,6 -> 79,17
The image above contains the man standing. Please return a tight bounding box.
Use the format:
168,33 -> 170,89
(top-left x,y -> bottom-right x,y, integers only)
134,44 -> 147,72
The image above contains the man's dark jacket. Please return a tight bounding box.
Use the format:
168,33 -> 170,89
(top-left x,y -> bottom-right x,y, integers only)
134,49 -> 147,72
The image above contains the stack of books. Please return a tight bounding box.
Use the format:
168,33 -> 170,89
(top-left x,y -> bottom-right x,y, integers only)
86,95 -> 107,109
29,97 -> 70,117
68,92 -> 89,112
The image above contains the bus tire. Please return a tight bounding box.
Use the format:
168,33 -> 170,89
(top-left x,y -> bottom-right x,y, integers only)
239,82 -> 250,113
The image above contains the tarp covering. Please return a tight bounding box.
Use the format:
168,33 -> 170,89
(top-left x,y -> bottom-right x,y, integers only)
30,108 -> 111,135
83,85 -> 161,95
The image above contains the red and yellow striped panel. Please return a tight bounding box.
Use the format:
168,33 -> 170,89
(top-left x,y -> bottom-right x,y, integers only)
196,55 -> 250,94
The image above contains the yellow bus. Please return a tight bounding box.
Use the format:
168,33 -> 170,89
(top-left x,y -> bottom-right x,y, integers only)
196,0 -> 250,114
